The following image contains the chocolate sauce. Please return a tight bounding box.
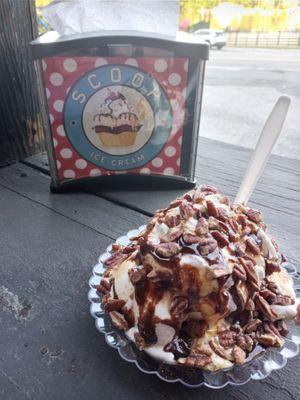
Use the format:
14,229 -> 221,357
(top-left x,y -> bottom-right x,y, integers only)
164,338 -> 190,360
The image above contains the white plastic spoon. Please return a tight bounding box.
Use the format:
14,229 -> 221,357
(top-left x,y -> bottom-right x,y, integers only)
235,95 -> 291,205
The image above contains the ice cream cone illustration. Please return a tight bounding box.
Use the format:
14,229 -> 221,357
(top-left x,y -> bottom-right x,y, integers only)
93,90 -> 142,147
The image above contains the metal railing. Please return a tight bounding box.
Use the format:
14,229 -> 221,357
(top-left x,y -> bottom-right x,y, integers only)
226,31 -> 300,48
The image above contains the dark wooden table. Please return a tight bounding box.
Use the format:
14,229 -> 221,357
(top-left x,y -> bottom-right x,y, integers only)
1,138 -> 299,400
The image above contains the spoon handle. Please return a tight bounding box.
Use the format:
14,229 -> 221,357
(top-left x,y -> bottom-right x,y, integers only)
235,95 -> 291,205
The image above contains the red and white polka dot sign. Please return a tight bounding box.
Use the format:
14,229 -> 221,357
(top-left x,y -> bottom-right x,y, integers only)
43,56 -> 188,181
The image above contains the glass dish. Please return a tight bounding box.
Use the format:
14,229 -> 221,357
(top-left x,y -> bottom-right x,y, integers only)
88,225 -> 300,388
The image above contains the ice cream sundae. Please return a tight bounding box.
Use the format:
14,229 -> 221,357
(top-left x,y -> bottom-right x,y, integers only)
97,185 -> 299,371
93,90 -> 142,147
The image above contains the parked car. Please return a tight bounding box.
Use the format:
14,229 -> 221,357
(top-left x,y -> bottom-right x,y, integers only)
193,29 -> 227,49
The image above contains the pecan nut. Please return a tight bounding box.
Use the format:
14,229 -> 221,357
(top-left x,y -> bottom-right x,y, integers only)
246,208 -> 263,223
155,242 -> 181,258
273,294 -> 294,306
206,200 -> 219,218
182,233 -> 200,244
211,230 -> 230,248
218,330 -> 237,348
232,346 -> 246,365
265,260 -> 281,275
195,217 -> 209,236
198,236 -> 218,256
255,294 -> 278,321
165,213 -> 181,228
97,278 -> 111,294
109,311 -> 128,330
236,335 -> 254,352
161,225 -> 183,243
245,238 -> 260,256
180,355 -> 212,369
257,333 -> 283,347
232,263 -> 247,281
179,200 -> 195,219
104,252 -> 128,267
104,298 -> 126,312
183,319 -> 208,338
244,318 -> 262,333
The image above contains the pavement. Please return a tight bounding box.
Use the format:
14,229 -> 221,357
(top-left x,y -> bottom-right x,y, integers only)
201,47 -> 300,160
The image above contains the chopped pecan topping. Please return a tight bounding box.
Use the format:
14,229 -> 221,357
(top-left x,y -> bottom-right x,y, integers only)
161,225 -> 183,243
179,200 -> 195,219
211,230 -> 230,248
273,294 -> 294,306
263,321 -> 281,337
237,214 -> 247,228
104,252 -> 128,267
244,318 -> 262,333
209,338 -> 234,361
170,296 -> 189,320
232,263 -> 247,281
181,355 -> 212,368
232,346 -> 246,365
240,258 -> 260,292
183,319 -> 208,338
128,268 -> 147,285
195,217 -> 209,236
182,233 -> 200,244
206,200 -> 219,218
257,333 -> 283,347
245,298 -> 255,311
266,281 -> 279,294
259,288 -> 276,301
97,279 -> 111,294
165,213 -> 181,228
265,260 -> 281,275
246,208 -> 263,223
198,236 -> 218,256
254,294 -> 278,321
200,184 -> 218,194
155,242 -> 181,258
275,320 -> 289,336
245,238 -> 260,256
109,311 -> 128,330
104,298 -> 126,312
218,330 -> 237,348
236,334 -> 254,352
134,332 -> 146,350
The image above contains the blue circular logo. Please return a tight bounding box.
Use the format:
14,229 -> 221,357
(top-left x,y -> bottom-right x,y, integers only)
63,64 -> 172,170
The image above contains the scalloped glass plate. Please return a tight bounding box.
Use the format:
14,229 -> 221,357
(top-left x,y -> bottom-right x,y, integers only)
88,225 -> 300,388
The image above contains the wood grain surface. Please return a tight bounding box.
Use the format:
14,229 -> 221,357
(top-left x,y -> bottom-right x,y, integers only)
1,138 -> 299,400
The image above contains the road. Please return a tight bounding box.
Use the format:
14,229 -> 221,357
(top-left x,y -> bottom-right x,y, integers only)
201,48 -> 300,160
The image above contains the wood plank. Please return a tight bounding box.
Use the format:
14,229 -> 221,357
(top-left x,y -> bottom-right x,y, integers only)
0,183 -> 299,400
0,163 -> 148,240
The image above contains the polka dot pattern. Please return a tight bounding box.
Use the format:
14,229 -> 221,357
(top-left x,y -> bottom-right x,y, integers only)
63,58 -> 77,72
63,169 -> 75,178
49,72 -> 63,86
152,157 -> 163,168
44,56 -> 188,181
125,58 -> 138,67
168,73 -> 181,86
75,159 -> 87,170
154,58 -> 167,73
60,148 -> 73,159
